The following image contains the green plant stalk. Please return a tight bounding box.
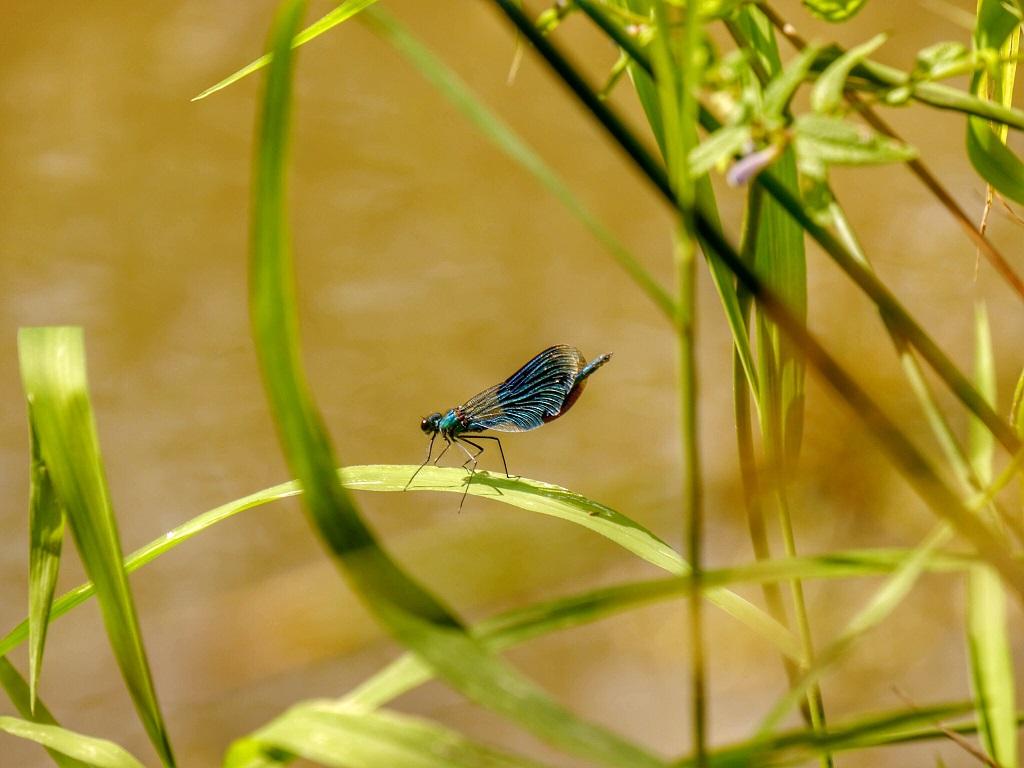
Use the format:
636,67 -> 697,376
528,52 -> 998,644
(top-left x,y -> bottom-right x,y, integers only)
572,0 -> 1021,454
649,0 -> 707,757
488,0 -> 1024,599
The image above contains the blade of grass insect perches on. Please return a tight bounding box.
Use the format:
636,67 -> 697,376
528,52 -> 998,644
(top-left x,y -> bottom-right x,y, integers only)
487,1 -> 1024,598
757,4 -> 1024,301
26,415 -> 65,713
647,1 -> 707,760
249,4 -> 668,767
17,327 -> 176,768
574,4 -> 1024,444
357,6 -> 675,321
191,0 -> 379,101
0,657 -> 91,768
966,303 -> 1018,768
0,718 -> 145,768
0,464 -> 802,671
226,706 -> 560,768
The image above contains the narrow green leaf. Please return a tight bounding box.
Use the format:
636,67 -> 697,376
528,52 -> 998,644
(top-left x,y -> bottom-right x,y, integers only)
192,0 -> 379,101
248,4 -> 667,767
26,416 -> 65,713
0,717 -> 145,768
811,33 -> 887,114
967,302 -> 1018,768
17,327 -> 175,768
0,656 -> 90,768
801,0 -> 869,23
913,41 -> 974,81
230,705 -> 558,768
358,6 -> 675,321
794,113 -> 917,168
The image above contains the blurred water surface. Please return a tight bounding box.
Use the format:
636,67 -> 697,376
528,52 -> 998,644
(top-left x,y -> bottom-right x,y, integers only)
1,1 -> 1022,765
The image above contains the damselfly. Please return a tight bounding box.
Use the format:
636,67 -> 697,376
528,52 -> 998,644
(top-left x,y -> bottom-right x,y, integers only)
406,345 -> 612,509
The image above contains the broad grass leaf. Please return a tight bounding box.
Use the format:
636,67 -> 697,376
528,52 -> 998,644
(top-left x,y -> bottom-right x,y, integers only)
17,327 -> 175,768
0,656 -> 90,768
26,416 -> 65,712
248,4 -> 667,767
0,716 -> 145,768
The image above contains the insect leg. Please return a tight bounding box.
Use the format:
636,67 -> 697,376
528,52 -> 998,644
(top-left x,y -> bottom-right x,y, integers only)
458,436 -> 486,469
463,435 -> 511,478
453,438 -> 479,513
404,432 -> 437,491
432,437 -> 453,466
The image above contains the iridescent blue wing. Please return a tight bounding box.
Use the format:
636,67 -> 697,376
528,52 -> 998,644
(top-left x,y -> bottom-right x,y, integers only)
460,345 -> 585,432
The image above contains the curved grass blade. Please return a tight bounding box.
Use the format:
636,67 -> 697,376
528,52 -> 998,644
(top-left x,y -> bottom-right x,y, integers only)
248,4 -> 666,766
0,656 -> 90,768
0,717 -> 145,768
26,416 -> 65,713
17,327 -> 175,768
227,705 -> 558,768
192,0 -> 379,101
0,464 -> 798,665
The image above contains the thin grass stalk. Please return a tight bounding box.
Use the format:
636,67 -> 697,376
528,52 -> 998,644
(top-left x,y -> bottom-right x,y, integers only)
758,0 -> 1024,300
649,1 -> 707,758
487,0 -> 1024,599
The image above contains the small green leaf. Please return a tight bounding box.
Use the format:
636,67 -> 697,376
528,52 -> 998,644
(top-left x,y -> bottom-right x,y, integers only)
811,33 -> 887,113
764,45 -> 822,118
18,327 -> 175,768
689,125 -> 752,176
913,41 -> 974,81
795,114 -> 917,168
801,0 -> 869,22
26,416 -> 65,713
0,716 -> 145,768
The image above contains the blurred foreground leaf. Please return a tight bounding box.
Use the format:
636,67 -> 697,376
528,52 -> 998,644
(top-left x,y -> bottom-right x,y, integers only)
18,327 -> 175,768
0,717 -> 145,768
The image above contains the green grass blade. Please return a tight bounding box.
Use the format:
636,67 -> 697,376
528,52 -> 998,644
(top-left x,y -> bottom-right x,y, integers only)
360,6 -> 675,321
247,4 -> 667,766
26,416 -> 65,713
192,0 -> 379,101
0,657 -> 90,768
0,464 -> 798,668
228,705 -> 557,768
0,717 -> 145,768
17,327 -> 175,768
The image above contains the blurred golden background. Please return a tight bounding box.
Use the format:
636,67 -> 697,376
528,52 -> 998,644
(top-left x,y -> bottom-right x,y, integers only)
1,1 -> 1021,765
